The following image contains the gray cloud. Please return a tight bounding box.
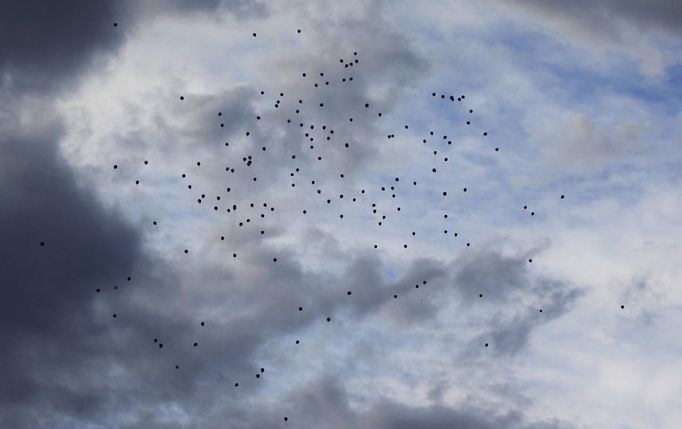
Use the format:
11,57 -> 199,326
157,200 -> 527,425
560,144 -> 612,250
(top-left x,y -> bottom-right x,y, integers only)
163,0 -> 268,18
453,247 -> 534,302
545,113 -> 647,169
450,244 -> 582,356
278,376 -> 573,429
484,280 -> 582,355
507,0 -> 682,38
501,0 -> 681,77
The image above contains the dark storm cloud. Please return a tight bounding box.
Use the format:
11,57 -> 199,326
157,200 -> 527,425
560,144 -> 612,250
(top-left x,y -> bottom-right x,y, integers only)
0,0 -> 132,93
0,1 -> 143,424
0,130 -> 140,336
276,376 -> 573,429
0,123 -> 142,426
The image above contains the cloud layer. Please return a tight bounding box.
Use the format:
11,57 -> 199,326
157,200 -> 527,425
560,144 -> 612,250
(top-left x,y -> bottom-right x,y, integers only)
1,1 -> 681,428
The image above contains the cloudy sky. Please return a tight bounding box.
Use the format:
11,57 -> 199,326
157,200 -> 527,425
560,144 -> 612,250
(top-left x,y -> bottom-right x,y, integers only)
1,1 -> 681,428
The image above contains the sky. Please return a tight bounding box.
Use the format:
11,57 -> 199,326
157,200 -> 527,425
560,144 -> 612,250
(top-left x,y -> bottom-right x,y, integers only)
1,1 -> 681,428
